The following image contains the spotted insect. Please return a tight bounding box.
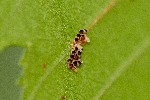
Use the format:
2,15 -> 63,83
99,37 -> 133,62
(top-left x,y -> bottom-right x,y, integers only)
67,29 -> 90,72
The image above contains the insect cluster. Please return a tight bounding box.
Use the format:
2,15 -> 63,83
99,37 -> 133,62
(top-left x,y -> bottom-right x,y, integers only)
67,29 -> 90,72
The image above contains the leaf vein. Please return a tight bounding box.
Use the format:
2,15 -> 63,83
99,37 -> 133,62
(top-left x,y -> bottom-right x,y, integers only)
28,50 -> 67,100
94,36 -> 150,100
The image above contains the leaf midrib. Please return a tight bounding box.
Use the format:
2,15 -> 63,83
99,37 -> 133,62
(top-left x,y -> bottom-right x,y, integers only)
27,0 -> 119,99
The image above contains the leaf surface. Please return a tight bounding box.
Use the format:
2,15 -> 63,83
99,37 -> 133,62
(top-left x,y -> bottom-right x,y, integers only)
0,0 -> 150,100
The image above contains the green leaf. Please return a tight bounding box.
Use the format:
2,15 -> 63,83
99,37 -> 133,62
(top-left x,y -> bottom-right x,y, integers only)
0,0 -> 150,100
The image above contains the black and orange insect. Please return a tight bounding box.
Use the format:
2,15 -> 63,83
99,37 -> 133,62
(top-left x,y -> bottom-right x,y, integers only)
67,29 -> 90,72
